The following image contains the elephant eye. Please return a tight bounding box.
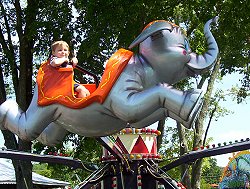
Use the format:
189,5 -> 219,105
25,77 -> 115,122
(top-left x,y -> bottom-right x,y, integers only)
184,39 -> 190,51
151,31 -> 163,41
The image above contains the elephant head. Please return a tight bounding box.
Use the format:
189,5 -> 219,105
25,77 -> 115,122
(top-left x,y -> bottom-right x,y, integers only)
129,17 -> 219,83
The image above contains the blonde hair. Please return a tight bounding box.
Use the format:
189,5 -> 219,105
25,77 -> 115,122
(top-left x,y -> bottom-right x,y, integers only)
51,40 -> 69,53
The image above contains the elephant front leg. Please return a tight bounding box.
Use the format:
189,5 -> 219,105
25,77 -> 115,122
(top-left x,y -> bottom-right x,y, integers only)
154,84 -> 204,128
110,84 -> 203,128
166,87 -> 203,128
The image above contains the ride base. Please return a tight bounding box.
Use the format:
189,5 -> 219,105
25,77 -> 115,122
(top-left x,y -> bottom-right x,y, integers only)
0,128 -> 249,189
75,128 -> 186,189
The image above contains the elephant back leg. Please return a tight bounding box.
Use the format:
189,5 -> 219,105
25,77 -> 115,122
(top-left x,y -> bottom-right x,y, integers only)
0,99 -> 56,141
36,122 -> 69,146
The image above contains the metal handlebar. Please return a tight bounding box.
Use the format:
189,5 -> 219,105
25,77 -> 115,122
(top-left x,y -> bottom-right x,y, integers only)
75,65 -> 99,88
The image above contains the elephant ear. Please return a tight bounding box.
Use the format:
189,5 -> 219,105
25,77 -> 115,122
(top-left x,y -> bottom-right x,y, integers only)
128,20 -> 174,49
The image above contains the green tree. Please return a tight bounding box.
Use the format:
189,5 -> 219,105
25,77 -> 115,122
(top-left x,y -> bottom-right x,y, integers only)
32,136 -> 101,187
171,1 -> 249,188
202,158 -> 223,186
73,0 -> 181,73
0,0 -> 39,188
0,0 -> 77,188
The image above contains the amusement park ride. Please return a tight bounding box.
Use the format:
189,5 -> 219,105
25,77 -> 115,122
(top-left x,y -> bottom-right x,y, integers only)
0,129 -> 249,189
0,17 -> 249,188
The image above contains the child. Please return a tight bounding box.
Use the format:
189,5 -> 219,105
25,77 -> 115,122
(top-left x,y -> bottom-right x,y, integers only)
50,40 -> 90,98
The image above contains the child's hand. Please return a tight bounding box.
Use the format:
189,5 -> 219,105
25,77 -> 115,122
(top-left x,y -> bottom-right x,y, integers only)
71,57 -> 78,67
50,57 -> 69,67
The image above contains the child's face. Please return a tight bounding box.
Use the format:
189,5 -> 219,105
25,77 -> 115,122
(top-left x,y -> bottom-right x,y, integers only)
53,44 -> 69,58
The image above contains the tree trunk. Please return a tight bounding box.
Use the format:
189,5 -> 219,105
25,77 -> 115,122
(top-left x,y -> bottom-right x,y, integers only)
12,1 -> 37,188
15,25 -> 34,189
157,119 -> 165,149
191,158 -> 203,189
17,140 -> 33,189
177,122 -> 191,189
191,58 -> 221,188
1,0 -> 37,186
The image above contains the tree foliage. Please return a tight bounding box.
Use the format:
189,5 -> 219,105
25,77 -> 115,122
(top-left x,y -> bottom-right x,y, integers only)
202,158 -> 222,185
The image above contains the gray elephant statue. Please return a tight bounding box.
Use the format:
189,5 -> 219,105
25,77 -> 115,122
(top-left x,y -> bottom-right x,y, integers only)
0,17 -> 218,146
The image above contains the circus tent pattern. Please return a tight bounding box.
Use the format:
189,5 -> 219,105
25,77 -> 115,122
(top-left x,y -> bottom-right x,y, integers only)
112,134 -> 157,154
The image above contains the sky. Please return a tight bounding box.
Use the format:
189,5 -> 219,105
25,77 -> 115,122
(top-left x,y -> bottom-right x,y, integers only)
0,72 -> 249,167
204,73 -> 249,166
209,98 -> 249,166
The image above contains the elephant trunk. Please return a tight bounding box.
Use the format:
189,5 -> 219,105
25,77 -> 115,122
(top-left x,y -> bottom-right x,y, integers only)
187,16 -> 219,73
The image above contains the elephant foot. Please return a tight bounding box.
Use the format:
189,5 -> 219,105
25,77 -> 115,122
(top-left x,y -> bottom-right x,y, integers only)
180,89 -> 204,121
0,100 -> 13,130
169,89 -> 203,128
0,100 -> 21,131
